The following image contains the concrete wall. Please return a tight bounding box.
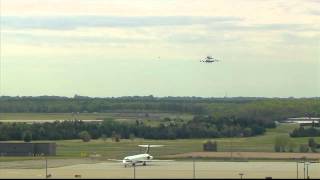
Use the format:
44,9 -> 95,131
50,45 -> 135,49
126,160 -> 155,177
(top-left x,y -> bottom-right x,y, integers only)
34,143 -> 56,156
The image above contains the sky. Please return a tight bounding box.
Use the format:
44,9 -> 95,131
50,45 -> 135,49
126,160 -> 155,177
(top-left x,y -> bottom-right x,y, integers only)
0,0 -> 319,98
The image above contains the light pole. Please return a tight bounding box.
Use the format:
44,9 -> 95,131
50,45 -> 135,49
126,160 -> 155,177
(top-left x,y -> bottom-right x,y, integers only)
45,156 -> 48,179
133,164 -> 136,179
239,173 -> 244,179
230,118 -> 234,161
306,163 -> 309,179
304,161 -> 306,179
296,160 -> 298,179
230,135 -> 233,160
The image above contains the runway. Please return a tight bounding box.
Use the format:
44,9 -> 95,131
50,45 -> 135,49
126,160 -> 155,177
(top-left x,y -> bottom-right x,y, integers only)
1,161 -> 319,179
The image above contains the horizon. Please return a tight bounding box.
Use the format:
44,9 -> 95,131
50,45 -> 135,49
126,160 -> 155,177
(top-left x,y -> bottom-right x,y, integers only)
0,94 -> 319,99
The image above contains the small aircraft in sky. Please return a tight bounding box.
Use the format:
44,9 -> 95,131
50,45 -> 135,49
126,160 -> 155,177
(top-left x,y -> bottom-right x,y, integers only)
108,145 -> 173,167
200,56 -> 220,63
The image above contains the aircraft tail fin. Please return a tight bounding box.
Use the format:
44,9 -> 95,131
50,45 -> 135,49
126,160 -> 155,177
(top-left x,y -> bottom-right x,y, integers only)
138,145 -> 164,154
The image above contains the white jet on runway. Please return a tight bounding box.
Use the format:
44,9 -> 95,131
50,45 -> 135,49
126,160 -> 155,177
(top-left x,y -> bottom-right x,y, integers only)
108,145 -> 173,167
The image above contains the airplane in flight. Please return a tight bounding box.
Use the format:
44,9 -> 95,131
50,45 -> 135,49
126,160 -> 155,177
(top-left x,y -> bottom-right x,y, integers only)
108,145 -> 173,167
200,56 -> 220,63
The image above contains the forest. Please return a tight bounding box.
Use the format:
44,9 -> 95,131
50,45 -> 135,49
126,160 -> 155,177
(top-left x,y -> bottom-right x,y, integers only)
0,116 -> 273,141
0,96 -> 319,140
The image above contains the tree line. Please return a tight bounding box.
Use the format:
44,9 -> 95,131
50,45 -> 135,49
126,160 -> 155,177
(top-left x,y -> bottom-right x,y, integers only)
0,96 -> 207,114
0,115 -> 274,141
290,126 -> 320,137
1,96 -> 319,119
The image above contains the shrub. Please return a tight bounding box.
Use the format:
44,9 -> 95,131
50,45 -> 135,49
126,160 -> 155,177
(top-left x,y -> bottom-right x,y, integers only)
101,134 -> 107,142
22,131 -> 32,142
129,133 -> 135,141
0,133 -> 8,141
288,141 -> 297,152
79,131 -> 91,142
274,135 -> 289,152
112,131 -> 121,142
274,144 -> 281,152
299,144 -> 309,153
308,138 -> 317,148
203,140 -> 218,152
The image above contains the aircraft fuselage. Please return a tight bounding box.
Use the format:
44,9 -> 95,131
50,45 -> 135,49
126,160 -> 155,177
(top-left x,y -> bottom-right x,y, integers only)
123,153 -> 153,167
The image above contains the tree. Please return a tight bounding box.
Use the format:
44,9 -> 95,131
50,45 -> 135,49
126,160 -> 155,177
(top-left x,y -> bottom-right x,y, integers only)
274,135 -> 289,152
308,138 -> 318,152
203,140 -> 218,152
111,131 -> 121,142
22,131 -> 32,142
101,134 -> 107,142
79,131 -> 91,142
308,138 -> 317,148
288,141 -> 297,152
115,135 -> 121,142
129,133 -> 135,141
299,144 -> 309,153
243,128 -> 252,137
274,144 -> 281,152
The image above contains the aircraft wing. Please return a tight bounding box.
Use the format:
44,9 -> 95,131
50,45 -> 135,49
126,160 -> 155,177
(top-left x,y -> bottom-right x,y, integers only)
138,145 -> 164,148
141,159 -> 174,162
107,159 -> 125,162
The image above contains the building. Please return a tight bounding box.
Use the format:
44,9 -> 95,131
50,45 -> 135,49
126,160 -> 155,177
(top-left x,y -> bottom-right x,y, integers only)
281,117 -> 320,126
0,142 -> 56,156
203,141 -> 217,152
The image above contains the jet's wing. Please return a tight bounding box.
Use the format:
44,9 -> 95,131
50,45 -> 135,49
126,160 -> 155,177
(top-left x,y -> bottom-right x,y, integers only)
141,159 -> 174,162
138,145 -> 164,148
107,159 -> 125,162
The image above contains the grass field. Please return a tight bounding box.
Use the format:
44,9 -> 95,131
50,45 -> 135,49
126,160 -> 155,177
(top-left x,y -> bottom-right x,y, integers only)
1,123 -> 319,162
0,112 -> 193,120
0,113 -> 193,127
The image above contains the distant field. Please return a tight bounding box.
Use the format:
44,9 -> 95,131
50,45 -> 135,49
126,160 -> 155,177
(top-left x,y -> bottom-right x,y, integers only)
0,112 -> 193,120
0,113 -> 107,120
0,113 -> 193,126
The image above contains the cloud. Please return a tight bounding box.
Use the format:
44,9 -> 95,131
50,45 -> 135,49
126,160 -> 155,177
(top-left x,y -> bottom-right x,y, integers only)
3,15 -> 318,35
308,10 -> 320,16
2,16 -> 242,30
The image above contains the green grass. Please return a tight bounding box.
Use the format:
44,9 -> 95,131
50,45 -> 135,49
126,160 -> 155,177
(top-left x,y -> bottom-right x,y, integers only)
0,113 -> 193,120
55,124 -> 320,158
1,123 -> 319,162
0,113 -> 193,128
0,113 -> 106,120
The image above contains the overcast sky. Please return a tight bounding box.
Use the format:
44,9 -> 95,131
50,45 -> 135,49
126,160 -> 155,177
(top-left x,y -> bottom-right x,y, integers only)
0,0 -> 319,97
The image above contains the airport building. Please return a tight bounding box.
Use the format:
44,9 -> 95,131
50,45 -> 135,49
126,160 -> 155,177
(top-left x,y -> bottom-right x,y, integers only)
0,142 -> 56,156
281,117 -> 320,126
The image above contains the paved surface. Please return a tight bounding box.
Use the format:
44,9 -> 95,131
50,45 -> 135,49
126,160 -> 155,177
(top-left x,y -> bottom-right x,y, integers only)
1,161 -> 319,179
165,152 -> 320,160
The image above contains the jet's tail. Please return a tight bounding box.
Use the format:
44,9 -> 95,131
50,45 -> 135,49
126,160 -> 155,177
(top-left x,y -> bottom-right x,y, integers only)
138,145 -> 164,154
